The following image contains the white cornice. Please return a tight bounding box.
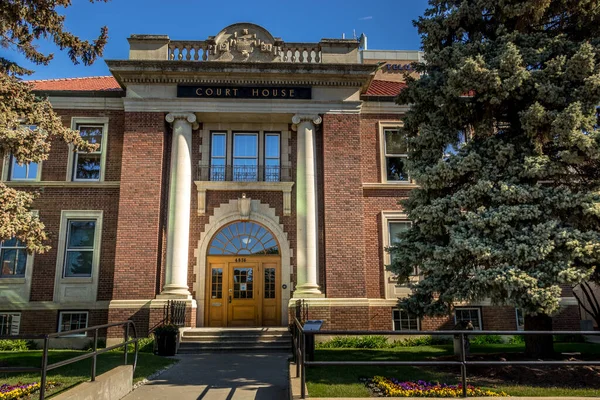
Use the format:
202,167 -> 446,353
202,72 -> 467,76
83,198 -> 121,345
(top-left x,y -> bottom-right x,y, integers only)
362,183 -> 419,190
361,101 -> 409,114
48,97 -> 124,110
123,98 -> 362,114
3,181 -> 120,188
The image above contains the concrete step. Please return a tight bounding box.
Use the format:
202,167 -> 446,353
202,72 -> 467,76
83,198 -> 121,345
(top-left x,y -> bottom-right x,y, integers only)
178,345 -> 291,353
178,327 -> 292,353
180,336 -> 290,343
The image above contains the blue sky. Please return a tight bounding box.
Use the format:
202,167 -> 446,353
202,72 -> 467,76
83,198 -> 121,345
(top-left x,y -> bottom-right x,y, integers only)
2,0 -> 430,80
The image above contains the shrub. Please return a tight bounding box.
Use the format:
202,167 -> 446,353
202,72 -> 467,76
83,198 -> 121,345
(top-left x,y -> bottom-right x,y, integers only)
470,335 -> 503,345
0,339 -> 29,351
391,336 -> 452,347
553,334 -> 585,343
317,335 -> 389,349
508,335 -> 525,344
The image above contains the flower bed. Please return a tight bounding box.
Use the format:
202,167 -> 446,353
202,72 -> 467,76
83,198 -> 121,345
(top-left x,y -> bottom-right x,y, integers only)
369,376 -> 507,397
0,382 -> 58,400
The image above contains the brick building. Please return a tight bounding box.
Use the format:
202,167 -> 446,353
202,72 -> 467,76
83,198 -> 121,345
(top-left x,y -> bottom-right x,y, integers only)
0,23 -> 580,340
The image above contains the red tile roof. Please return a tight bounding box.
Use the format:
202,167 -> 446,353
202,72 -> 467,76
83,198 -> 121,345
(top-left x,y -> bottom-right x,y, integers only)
364,79 -> 407,97
27,76 -> 122,92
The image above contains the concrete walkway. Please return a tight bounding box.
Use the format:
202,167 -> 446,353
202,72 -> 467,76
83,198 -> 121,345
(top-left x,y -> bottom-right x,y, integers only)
124,353 -> 290,400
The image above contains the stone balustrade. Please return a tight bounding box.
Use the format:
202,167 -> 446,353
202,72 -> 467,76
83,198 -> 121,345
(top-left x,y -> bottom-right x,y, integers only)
169,41 -> 211,61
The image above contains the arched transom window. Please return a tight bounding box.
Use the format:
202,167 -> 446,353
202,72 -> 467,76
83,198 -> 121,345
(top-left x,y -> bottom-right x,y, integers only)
208,222 -> 279,255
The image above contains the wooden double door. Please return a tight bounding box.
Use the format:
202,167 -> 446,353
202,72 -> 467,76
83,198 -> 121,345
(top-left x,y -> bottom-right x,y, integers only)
205,256 -> 281,327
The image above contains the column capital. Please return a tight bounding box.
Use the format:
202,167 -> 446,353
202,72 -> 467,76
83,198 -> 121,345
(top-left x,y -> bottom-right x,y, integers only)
166,112 -> 198,129
292,114 -> 322,130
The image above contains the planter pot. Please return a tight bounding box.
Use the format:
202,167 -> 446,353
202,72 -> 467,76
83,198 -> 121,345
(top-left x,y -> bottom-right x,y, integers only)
156,332 -> 178,356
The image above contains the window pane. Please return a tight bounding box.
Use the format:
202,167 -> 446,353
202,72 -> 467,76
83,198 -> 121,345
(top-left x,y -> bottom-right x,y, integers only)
385,130 -> 408,154
27,162 -> 38,179
211,268 -> 223,298
1,249 -> 25,276
386,157 -> 408,181
64,251 -> 93,277
233,158 -> 257,181
60,313 -> 87,332
11,158 -> 28,180
211,133 -> 226,157
456,309 -> 481,330
265,134 -> 280,158
75,154 -> 101,180
78,126 -> 103,151
389,222 -> 410,246
68,221 -> 96,248
233,134 -> 258,157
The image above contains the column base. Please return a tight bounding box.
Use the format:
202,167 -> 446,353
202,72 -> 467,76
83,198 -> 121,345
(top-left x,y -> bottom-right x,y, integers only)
157,285 -> 192,300
293,284 -> 325,298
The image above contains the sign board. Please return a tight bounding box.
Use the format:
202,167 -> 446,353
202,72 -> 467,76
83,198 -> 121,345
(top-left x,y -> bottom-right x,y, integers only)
177,85 -> 312,99
303,320 -> 323,331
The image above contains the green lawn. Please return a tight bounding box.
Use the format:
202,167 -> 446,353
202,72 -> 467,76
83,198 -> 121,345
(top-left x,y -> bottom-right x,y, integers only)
0,350 -> 177,398
306,343 -> 600,398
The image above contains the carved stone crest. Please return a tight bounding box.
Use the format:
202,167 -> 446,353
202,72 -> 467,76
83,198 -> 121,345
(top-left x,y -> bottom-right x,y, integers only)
211,23 -> 281,62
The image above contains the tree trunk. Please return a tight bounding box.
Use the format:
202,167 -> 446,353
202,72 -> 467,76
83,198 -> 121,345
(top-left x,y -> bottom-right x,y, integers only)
524,313 -> 554,358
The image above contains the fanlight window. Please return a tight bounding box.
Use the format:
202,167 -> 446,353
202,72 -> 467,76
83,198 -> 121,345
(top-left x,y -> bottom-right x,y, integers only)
208,222 -> 279,255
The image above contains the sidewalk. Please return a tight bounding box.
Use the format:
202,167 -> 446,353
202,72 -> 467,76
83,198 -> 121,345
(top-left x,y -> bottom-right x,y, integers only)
124,352 -> 290,400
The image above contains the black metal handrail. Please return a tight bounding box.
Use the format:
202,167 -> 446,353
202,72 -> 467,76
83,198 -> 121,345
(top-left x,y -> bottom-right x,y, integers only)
197,164 -> 293,182
291,317 -> 600,399
148,300 -> 186,334
0,320 -> 139,400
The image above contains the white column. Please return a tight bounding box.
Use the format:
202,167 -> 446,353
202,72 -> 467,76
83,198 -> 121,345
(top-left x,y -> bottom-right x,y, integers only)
160,112 -> 197,299
292,114 -> 323,297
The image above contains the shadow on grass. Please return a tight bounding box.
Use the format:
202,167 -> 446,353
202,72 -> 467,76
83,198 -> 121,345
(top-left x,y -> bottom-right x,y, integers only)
0,350 -> 176,397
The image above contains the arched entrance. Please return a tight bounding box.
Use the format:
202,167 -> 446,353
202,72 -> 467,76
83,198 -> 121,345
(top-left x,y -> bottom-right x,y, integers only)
205,221 -> 282,327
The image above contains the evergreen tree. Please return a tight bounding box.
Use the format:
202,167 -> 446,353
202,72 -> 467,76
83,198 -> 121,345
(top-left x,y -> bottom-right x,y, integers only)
390,0 -> 600,356
0,1 -> 108,253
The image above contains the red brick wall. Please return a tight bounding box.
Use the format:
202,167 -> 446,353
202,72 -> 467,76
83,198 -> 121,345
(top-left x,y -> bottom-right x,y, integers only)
26,187 -> 120,301
112,112 -> 167,300
553,305 -> 581,330
42,110 -> 124,182
482,306 -> 518,330
322,114 -> 366,298
19,309 -> 108,336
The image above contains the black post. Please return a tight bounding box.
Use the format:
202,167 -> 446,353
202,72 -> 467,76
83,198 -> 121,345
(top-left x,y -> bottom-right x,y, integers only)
133,330 -> 139,372
39,336 -> 49,400
460,332 -> 467,398
296,324 -> 300,378
301,330 -> 306,399
124,323 -> 129,365
91,328 -> 98,381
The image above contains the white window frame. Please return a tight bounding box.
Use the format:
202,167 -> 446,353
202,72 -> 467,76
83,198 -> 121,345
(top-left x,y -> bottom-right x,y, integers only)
378,121 -> 411,184
454,307 -> 483,330
0,312 -> 21,336
0,237 -> 28,278
382,211 -> 418,299
232,132 -> 259,182
201,123 -> 291,183
0,211 -> 37,305
67,117 -> 109,182
515,308 -> 525,331
58,311 -> 88,337
2,126 -> 42,182
53,211 -> 103,302
392,309 -> 420,331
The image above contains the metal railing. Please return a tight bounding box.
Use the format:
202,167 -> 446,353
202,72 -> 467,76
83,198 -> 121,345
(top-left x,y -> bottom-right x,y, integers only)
197,164 -> 293,182
0,320 -> 139,400
149,300 -> 187,334
291,317 -> 600,399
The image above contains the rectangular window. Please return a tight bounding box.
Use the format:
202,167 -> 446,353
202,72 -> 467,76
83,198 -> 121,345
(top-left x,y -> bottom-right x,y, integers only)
210,132 -> 226,181
9,156 -> 39,181
455,308 -> 482,330
264,133 -> 280,182
63,220 -> 96,277
58,312 -> 88,335
211,268 -> 223,299
388,221 -> 418,276
264,267 -> 276,299
384,128 -> 409,182
393,309 -> 419,331
0,238 -> 27,278
72,124 -> 104,181
0,313 -> 21,335
233,133 -> 258,181
515,308 -> 524,331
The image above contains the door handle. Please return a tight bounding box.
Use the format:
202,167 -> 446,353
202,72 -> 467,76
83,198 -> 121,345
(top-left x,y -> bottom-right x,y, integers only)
228,295 -> 232,304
